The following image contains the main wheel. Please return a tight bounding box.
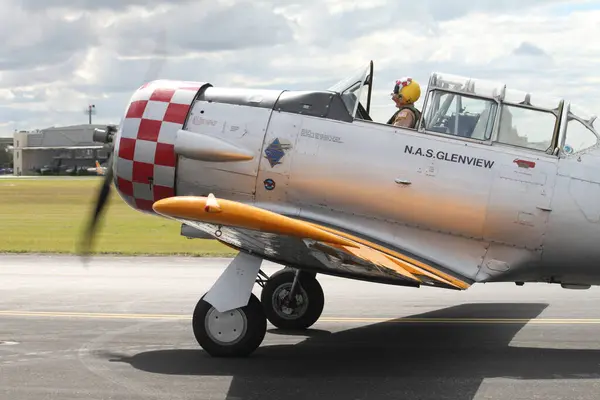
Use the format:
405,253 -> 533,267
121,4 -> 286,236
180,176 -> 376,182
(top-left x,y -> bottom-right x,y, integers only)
261,268 -> 324,330
192,292 -> 266,357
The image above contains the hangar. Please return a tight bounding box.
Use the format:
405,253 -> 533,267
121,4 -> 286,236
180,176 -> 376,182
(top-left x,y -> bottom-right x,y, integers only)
0,137 -> 13,175
12,124 -> 111,176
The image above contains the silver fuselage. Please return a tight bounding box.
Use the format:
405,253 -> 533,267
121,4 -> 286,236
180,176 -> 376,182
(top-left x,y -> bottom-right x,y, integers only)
111,76 -> 600,288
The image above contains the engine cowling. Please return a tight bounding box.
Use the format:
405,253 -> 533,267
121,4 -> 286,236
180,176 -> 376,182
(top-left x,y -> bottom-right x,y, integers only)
112,80 -> 212,214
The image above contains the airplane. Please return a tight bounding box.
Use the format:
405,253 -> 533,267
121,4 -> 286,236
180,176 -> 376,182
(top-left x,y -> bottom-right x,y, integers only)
81,59 -> 600,358
86,160 -> 106,175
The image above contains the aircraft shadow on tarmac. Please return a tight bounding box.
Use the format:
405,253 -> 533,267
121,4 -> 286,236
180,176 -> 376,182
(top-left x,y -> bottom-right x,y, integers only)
107,303 -> 600,400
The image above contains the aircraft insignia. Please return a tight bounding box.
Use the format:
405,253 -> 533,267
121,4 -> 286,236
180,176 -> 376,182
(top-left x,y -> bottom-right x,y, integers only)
264,138 -> 292,167
264,178 -> 276,190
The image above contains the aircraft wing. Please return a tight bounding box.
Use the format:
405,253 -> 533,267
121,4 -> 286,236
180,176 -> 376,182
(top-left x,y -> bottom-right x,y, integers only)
152,195 -> 471,291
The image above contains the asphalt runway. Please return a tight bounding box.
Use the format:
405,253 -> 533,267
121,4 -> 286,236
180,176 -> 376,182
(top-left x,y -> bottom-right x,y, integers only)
2,254 -> 600,400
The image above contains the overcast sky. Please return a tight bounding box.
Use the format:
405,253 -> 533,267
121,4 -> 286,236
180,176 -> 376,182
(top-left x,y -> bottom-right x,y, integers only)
1,0 -> 600,137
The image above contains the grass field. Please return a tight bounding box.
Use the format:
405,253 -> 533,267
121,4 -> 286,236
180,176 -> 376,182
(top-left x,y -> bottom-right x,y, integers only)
0,177 -> 237,256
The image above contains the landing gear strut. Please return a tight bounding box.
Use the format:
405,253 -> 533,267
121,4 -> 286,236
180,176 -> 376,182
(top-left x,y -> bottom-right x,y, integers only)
190,252 -> 325,357
260,268 -> 324,330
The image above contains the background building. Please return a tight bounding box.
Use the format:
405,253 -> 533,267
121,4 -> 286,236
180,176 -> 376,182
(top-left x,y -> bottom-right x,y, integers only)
0,137 -> 13,174
12,124 -> 110,176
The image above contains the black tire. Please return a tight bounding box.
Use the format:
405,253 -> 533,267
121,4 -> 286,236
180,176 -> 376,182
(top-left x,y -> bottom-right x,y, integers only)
261,269 -> 324,330
192,292 -> 266,357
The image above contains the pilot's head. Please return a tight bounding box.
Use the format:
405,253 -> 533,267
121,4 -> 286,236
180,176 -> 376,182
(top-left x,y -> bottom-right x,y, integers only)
392,77 -> 421,107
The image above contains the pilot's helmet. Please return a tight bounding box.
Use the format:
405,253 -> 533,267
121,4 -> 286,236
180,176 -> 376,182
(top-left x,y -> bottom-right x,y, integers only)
392,77 -> 421,104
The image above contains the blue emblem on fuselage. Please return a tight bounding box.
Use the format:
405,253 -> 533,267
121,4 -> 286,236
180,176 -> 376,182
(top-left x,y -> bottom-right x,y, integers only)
264,138 -> 291,168
264,178 -> 276,190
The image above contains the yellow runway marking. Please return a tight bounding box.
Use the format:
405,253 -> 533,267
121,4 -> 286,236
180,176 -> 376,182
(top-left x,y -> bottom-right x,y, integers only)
0,311 -> 186,320
1,310 -> 600,324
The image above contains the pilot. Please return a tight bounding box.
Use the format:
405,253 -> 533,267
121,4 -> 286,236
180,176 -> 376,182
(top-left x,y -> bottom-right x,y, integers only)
386,77 -> 421,129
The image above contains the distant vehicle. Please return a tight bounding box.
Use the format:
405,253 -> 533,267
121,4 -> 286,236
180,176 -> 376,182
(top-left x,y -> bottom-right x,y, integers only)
34,163 -> 69,175
30,160 -> 106,176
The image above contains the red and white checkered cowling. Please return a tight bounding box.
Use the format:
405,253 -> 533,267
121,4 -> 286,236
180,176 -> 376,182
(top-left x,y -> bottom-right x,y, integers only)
112,80 -> 208,214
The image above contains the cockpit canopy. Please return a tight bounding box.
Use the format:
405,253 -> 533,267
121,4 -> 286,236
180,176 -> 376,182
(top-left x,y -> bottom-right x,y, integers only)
419,72 -> 599,155
327,61 -> 373,122
326,61 -> 598,156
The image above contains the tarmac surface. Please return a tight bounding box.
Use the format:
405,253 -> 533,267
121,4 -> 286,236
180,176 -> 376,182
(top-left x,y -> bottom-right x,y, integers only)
2,254 -> 600,399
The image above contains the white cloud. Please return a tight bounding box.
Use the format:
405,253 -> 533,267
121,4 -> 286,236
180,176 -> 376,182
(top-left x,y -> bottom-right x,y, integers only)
1,0 -> 600,135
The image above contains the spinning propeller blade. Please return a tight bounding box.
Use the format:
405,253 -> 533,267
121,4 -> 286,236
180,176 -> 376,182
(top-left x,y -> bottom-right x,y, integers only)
77,29 -> 167,260
77,130 -> 115,259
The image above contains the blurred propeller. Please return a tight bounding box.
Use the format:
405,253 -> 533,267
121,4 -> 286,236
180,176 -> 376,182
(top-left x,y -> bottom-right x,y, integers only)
77,28 -> 167,261
77,127 -> 116,260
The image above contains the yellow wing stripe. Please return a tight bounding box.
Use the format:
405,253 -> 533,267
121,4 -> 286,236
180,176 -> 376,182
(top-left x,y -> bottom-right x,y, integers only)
152,196 -> 359,249
340,244 -> 419,280
382,254 -> 458,288
309,224 -> 471,290
330,241 -> 461,288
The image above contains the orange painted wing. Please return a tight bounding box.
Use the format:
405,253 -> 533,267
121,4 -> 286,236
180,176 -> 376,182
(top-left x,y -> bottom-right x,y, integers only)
153,195 -> 471,290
